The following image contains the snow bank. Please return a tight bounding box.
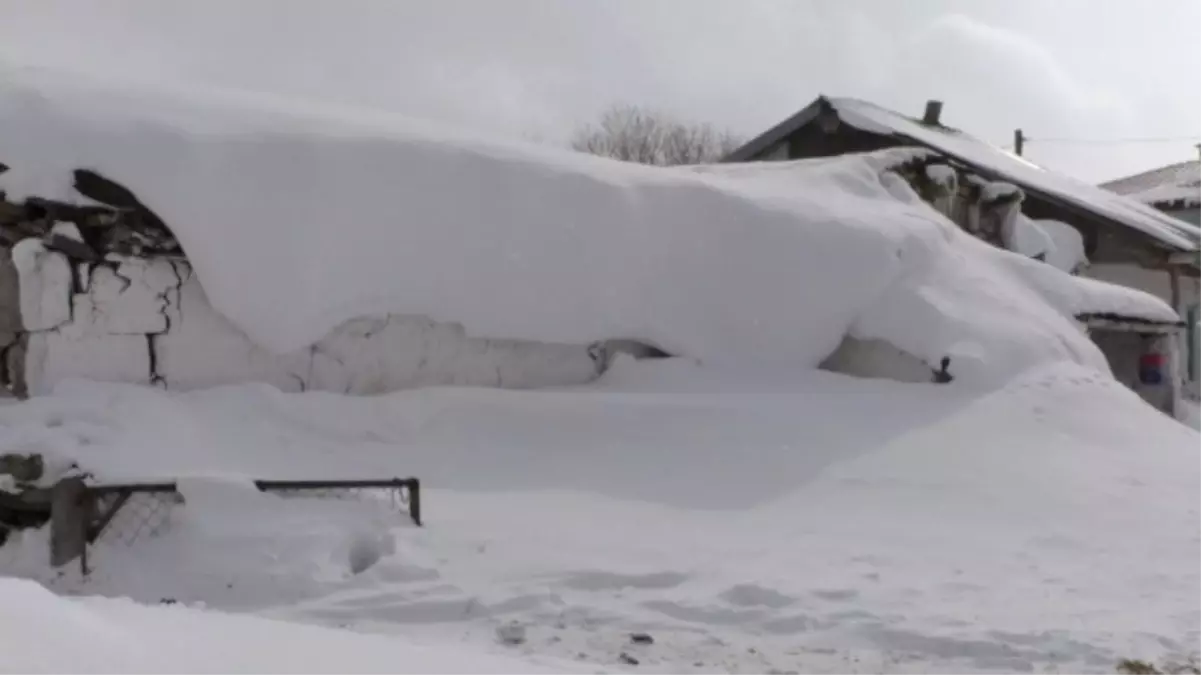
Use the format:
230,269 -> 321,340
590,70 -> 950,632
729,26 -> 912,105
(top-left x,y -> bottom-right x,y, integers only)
688,157 -> 1179,381
0,64 -> 1178,387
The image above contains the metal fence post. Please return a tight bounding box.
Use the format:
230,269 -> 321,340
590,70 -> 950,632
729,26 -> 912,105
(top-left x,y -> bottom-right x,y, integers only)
50,477 -> 92,573
406,478 -> 422,527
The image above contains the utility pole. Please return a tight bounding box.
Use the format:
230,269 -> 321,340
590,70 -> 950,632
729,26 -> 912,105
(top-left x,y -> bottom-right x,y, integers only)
1013,129 -> 1025,156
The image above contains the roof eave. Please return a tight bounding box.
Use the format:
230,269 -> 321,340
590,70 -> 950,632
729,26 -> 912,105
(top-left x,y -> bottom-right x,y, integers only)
871,131 -> 1200,254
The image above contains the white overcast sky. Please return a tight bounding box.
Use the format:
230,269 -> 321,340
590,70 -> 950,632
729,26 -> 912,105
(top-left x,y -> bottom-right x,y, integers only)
1,0 -> 1198,182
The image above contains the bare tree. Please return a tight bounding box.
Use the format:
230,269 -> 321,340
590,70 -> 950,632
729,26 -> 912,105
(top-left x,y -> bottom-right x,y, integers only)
571,104 -> 743,166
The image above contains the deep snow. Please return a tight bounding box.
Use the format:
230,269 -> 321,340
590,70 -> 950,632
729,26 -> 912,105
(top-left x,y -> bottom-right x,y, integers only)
0,63 -> 1179,391
2,360 -> 1198,673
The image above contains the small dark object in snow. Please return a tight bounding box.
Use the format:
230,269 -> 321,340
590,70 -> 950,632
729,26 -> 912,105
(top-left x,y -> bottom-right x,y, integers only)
629,632 -> 654,645
495,621 -> 526,645
159,598 -> 177,605
619,653 -> 640,666
932,356 -> 953,384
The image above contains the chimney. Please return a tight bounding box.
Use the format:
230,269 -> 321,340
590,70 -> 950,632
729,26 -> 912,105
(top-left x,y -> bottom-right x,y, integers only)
923,100 -> 943,126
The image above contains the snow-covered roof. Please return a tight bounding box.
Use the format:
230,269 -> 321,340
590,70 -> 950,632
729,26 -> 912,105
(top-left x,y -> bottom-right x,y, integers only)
0,64 -> 1179,386
725,96 -> 1201,253
1101,159 -> 1201,209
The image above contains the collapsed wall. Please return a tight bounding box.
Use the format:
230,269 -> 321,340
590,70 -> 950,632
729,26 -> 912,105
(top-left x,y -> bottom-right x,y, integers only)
0,165 -> 769,397
10,240 -> 601,396
0,167 -> 674,396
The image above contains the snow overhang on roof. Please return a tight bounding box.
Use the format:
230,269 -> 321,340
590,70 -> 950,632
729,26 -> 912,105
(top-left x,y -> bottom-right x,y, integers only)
725,96 -> 1201,255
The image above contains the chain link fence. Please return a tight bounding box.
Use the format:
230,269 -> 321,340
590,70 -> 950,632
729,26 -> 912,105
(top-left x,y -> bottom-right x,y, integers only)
49,477 -> 421,574
91,488 -> 181,546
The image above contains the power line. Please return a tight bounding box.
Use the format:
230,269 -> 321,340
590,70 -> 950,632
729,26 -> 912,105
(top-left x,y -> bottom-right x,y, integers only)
1024,135 -> 1201,146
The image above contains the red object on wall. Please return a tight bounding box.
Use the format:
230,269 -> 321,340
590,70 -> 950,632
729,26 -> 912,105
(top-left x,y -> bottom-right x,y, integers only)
1139,353 -> 1166,385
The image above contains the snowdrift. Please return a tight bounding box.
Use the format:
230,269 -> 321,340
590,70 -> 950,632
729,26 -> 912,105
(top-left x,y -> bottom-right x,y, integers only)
0,63 -> 1178,386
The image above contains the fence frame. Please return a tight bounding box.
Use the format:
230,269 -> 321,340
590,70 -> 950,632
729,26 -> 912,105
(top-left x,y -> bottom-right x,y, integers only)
49,476 -> 422,575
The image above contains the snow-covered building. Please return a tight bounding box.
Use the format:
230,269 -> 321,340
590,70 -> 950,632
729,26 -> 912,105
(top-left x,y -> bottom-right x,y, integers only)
0,65 -> 1186,418
724,96 -> 1201,408
1102,158 -> 1201,226
1101,158 -> 1201,390
0,142 -> 606,397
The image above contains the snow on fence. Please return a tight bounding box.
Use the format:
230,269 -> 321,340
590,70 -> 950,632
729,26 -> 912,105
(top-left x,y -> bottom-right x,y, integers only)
47,476 -> 422,574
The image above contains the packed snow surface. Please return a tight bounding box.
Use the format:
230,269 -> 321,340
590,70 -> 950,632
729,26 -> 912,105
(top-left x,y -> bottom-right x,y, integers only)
0,577 -> 579,674
0,64 -> 1179,389
2,360 -> 1198,673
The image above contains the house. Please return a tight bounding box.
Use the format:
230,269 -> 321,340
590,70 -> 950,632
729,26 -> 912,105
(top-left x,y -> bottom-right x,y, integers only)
724,96 -> 1201,413
1104,153 -> 1201,393
1102,158 -> 1201,226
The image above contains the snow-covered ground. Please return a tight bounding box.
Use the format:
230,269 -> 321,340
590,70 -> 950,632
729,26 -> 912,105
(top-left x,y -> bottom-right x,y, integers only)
1,62 -> 1198,674
2,359 -> 1198,673
0,576 -> 583,673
